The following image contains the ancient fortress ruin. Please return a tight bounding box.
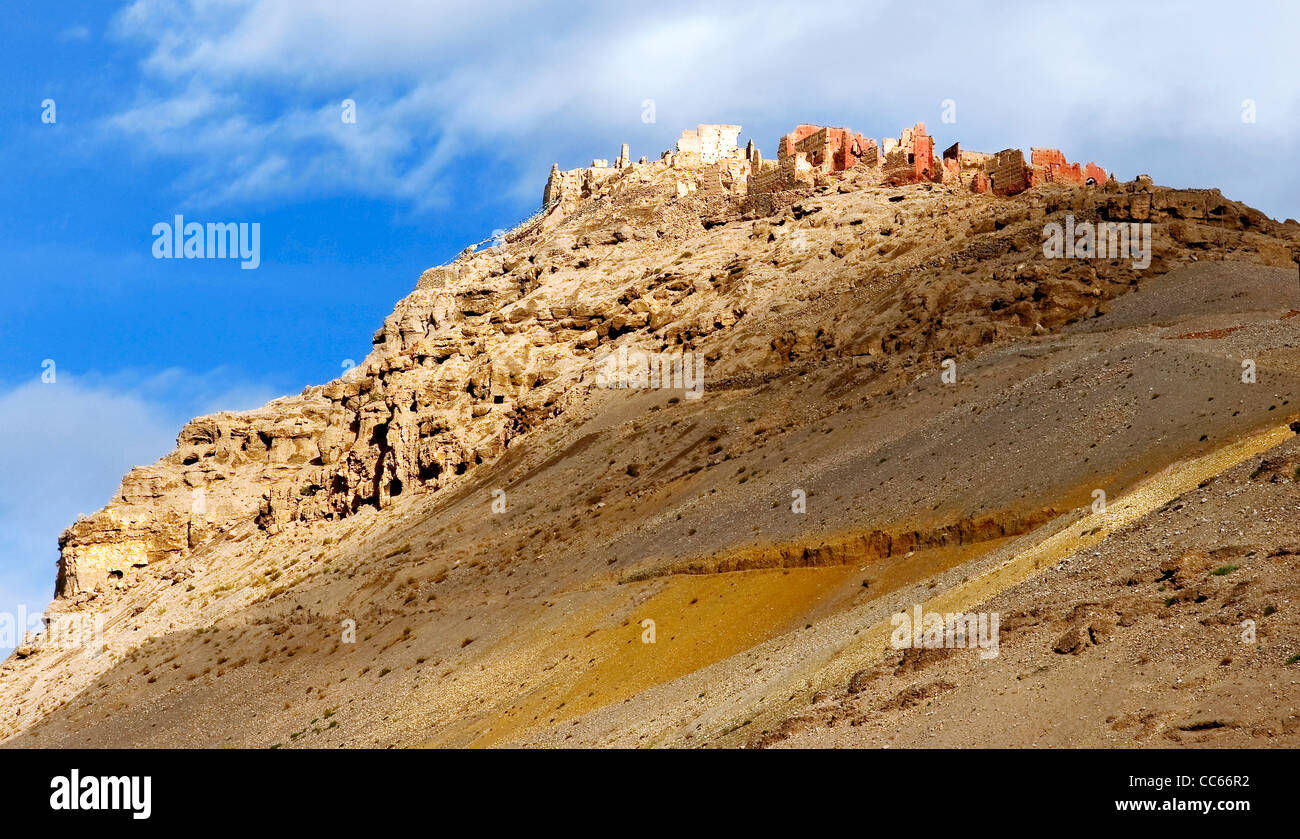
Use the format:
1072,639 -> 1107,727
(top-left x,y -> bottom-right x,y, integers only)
543,121 -> 1111,215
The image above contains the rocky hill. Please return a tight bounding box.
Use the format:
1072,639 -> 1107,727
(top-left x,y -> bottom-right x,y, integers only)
4,122 -> 1300,748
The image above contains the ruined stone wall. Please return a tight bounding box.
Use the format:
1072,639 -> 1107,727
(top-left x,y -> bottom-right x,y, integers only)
544,164 -> 581,209
748,153 -> 814,195
544,154 -> 633,214
749,123 -> 880,197
1031,147 -> 1109,187
550,121 -> 1110,212
692,158 -> 751,198
792,127 -> 833,167
855,136 -> 881,168
1084,162 -> 1109,185
1031,147 -> 1082,184
988,148 -> 1031,196
882,122 -> 938,186
782,125 -> 875,173
676,124 -> 743,165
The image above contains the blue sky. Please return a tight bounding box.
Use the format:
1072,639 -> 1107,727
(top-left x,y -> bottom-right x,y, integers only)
2,0 -> 1299,648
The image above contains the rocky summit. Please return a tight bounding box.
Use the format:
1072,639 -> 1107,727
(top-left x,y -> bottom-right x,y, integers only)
5,121 -> 1300,749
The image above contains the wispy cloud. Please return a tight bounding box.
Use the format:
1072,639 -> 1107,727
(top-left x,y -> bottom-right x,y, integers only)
97,1 -> 1300,214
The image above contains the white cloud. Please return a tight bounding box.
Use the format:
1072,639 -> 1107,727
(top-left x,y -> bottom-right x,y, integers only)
99,1 -> 1300,215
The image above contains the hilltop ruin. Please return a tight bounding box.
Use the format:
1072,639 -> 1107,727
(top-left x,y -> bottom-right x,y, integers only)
543,121 -> 1112,218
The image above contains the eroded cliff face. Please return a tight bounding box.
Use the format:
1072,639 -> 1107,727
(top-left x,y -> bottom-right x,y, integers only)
54,276 -> 570,600
42,141 -> 1299,657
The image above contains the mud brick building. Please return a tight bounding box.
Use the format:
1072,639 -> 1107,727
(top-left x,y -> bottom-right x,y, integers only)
672,124 -> 744,165
779,125 -> 879,173
987,148 -> 1031,196
882,123 -> 939,186
544,119 -> 1113,213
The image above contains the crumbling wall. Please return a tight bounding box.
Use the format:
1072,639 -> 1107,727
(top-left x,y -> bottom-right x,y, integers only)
750,123 -> 879,197
988,148 -> 1031,196
675,124 -> 743,165
548,121 -> 1110,211
1083,162 -> 1109,185
1031,147 -> 1109,188
749,154 -> 814,195
941,142 -> 961,185
544,164 -> 581,209
1031,147 -> 1082,184
882,123 -> 938,186
781,125 -> 876,172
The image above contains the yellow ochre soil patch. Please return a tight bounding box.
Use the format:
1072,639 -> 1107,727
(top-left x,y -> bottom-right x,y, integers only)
462,535 -> 1010,746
